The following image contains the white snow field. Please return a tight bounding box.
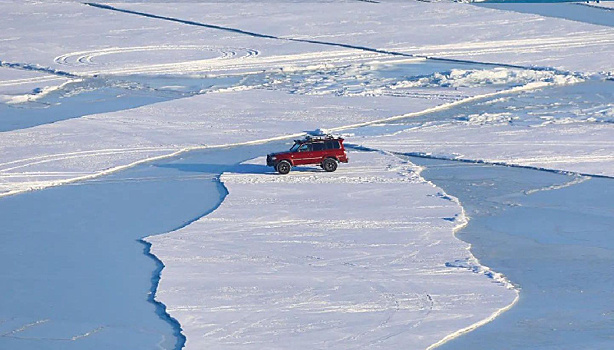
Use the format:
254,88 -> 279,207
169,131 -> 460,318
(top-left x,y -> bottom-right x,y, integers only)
2,1 -> 613,77
81,1 -> 614,73
585,1 -> 614,10
0,89 -> 445,197
358,121 -> 614,178
0,67 -> 73,103
2,0 -> 613,196
146,151 -> 517,350
0,79 -> 584,197
1,0 -> 613,349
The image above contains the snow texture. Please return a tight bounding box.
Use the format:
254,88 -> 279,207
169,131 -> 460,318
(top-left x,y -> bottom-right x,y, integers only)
583,1 -> 614,10
0,89 -> 442,197
0,67 -> 71,101
108,1 -> 614,73
358,121 -> 614,178
0,1 -> 612,348
2,0 -> 612,196
146,151 -> 517,350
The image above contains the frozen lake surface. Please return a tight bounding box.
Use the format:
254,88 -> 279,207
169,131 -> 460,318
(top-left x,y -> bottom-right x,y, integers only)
1,58 -> 497,133
410,157 -> 614,350
0,142 -> 284,349
478,3 -> 614,28
1,0 -> 612,348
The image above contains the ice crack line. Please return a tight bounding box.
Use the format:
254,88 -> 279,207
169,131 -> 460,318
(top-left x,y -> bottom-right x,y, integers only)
1,319 -> 49,337
367,148 -> 614,180
0,80 -> 560,199
139,240 -> 186,350
574,2 -> 614,13
82,2 -> 418,58
82,2 -> 566,74
1,319 -> 105,342
0,60 -> 79,78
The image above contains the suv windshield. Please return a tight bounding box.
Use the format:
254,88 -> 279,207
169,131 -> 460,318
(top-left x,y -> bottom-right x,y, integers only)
289,143 -> 301,152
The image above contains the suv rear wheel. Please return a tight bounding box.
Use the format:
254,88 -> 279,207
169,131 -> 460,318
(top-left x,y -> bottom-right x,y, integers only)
276,160 -> 292,174
322,158 -> 337,172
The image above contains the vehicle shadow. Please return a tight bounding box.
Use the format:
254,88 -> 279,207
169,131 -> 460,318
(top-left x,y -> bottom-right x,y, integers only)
157,163 -> 324,175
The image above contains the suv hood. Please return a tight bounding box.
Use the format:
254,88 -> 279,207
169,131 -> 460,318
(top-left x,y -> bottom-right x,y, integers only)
268,151 -> 290,157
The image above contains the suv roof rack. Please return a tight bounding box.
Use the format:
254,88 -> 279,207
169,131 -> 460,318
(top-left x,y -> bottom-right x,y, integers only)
295,134 -> 341,143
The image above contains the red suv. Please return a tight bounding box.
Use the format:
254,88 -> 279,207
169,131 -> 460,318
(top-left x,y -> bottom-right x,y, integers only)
267,135 -> 349,174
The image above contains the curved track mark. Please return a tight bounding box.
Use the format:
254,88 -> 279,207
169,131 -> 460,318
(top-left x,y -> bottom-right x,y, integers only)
0,81 -> 554,199
83,2 -> 572,75
54,45 -> 260,67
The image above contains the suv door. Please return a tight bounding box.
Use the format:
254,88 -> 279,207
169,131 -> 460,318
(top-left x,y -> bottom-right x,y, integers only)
293,143 -> 313,165
310,142 -> 327,164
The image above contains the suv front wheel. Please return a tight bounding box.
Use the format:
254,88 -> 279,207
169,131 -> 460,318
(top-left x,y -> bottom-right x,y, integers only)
276,160 -> 292,174
321,158 -> 337,172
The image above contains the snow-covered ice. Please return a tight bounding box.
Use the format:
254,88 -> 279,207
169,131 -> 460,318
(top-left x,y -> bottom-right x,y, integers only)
584,1 -> 614,10
0,67 -> 72,102
358,121 -> 614,177
108,1 -> 614,73
0,89 -> 444,197
411,156 -> 614,350
1,0 -> 613,349
2,0 -> 612,197
479,2 -> 614,29
146,151 -> 517,349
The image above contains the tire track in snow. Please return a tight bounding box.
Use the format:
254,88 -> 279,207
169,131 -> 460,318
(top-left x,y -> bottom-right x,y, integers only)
81,49 -> 387,77
5,5 -> 602,195
0,132 -> 306,199
0,147 -> 177,172
82,2 -> 574,75
402,34 -> 614,61
0,81 -> 556,199
54,45 -> 259,67
0,75 -> 66,87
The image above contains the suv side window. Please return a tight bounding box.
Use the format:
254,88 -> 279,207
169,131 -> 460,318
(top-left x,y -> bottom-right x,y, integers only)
325,140 -> 340,150
298,144 -> 311,152
312,142 -> 325,151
